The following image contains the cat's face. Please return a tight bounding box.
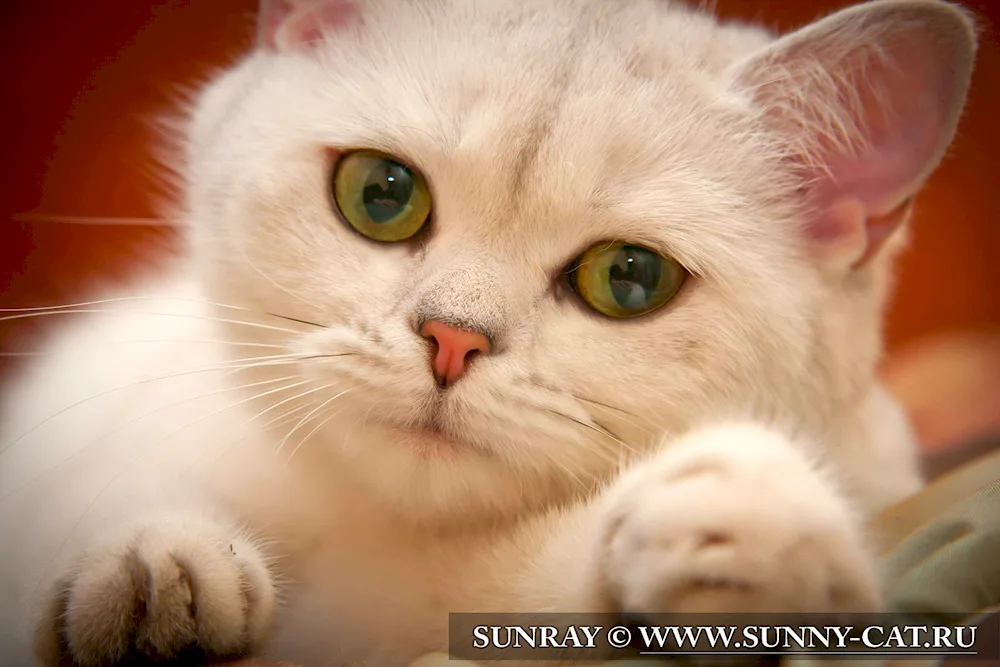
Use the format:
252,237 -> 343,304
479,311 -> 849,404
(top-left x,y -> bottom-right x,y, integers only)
180,0 -> 975,520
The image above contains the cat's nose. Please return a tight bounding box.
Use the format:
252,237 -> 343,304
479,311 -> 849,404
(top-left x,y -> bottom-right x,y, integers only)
419,320 -> 491,388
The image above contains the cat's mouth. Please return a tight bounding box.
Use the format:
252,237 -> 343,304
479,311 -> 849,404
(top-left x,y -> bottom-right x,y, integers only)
360,393 -> 497,459
391,423 -> 468,459
385,408 -> 487,458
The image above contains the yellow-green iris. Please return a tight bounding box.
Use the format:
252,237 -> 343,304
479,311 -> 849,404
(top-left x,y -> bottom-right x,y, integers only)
332,150 -> 432,242
572,242 -> 686,318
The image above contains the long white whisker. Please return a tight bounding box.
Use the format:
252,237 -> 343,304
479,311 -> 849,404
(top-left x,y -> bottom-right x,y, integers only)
13,213 -> 186,227
0,296 -> 272,314
260,403 -> 313,430
176,384 -> 346,486
360,401 -> 379,438
571,396 -> 657,437
275,388 -> 353,457
0,297 -> 327,329
522,378 -> 661,437
523,430 -> 590,492
545,408 -> 635,453
0,354 -> 307,455
238,245 -> 325,312
540,409 -> 636,476
284,400 -> 353,466
0,339 -> 285,356
160,382 -> 334,487
580,401 -> 656,439
242,382 -> 334,429
0,310 -> 307,336
0,376 -> 304,500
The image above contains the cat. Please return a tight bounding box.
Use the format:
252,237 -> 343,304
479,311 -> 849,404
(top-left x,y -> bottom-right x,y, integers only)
0,0 -> 978,665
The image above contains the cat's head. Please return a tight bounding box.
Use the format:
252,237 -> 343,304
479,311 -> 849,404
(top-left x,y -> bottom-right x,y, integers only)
179,0 -> 976,521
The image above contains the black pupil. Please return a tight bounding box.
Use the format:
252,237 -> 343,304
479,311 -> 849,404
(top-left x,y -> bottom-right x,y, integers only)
362,160 -> 414,223
608,245 -> 662,309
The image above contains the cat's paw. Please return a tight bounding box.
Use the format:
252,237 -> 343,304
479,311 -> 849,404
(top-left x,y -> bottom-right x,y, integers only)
598,424 -> 881,615
34,514 -> 275,667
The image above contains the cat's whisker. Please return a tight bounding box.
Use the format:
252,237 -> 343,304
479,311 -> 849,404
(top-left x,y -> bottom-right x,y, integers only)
0,375 -> 305,500
568,393 -> 650,426
283,401 -> 353,466
274,388 -> 353,458
569,436 -> 630,472
566,394 -> 636,418
260,403 -> 314,430
521,378 -> 656,443
1,295 -> 273,315
544,408 -> 635,457
0,339 -> 285,356
238,245 -> 326,312
533,442 -> 591,494
170,380 -> 337,481
360,401 -> 380,438
12,213 -> 188,227
0,296 -> 328,329
591,417 -> 642,462
263,313 -> 328,329
492,402 -> 601,491
0,353 -> 312,455
572,396 -> 657,438
245,382 -> 337,428
0,309 -> 313,336
522,378 -> 643,419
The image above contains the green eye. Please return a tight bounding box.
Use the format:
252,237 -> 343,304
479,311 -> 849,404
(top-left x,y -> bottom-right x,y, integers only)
332,150 -> 432,242
571,242 -> 686,318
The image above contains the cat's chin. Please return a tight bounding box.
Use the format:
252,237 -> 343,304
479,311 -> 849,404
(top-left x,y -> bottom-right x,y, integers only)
336,417 -> 544,524
392,423 -> 469,460
356,398 -> 497,462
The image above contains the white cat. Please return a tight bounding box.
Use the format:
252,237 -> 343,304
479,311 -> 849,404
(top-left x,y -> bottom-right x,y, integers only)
0,0 -> 978,665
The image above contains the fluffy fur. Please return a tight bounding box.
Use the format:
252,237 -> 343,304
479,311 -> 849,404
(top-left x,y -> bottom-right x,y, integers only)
0,0 -> 977,665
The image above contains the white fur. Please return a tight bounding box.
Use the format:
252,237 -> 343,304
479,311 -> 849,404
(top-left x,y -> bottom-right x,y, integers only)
0,0 -> 975,665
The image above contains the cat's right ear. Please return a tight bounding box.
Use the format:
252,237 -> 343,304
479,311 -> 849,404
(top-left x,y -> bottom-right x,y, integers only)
258,0 -> 360,52
731,0 -> 977,273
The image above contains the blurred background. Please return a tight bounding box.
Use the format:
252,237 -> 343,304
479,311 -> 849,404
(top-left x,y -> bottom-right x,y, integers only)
0,0 -> 997,460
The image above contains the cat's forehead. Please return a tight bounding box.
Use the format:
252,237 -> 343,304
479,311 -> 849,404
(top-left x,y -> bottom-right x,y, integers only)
287,0 -> 761,160
234,0 -> 785,270
427,71 -> 738,238
322,20 -> 750,199
376,52 -> 762,266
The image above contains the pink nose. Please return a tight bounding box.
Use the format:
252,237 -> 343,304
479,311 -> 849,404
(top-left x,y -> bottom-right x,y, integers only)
419,320 -> 491,387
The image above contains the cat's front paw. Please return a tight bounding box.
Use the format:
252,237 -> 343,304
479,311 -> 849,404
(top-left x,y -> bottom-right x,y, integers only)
598,424 -> 881,615
34,514 -> 275,667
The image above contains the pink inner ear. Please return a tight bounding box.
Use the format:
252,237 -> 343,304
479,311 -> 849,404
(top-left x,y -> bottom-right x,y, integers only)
744,3 -> 974,271
258,0 -> 294,49
259,0 -> 360,52
802,47 -> 953,267
806,127 -> 936,265
816,50 -> 947,205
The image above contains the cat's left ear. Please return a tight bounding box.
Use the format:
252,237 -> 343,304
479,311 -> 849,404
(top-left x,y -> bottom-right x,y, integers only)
258,0 -> 360,52
732,0 -> 978,272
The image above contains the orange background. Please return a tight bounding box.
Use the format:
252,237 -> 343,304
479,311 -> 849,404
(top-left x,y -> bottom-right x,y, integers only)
1,0 -> 998,448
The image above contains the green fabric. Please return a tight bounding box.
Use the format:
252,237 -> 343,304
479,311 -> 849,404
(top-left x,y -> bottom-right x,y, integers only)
881,477 -> 1000,617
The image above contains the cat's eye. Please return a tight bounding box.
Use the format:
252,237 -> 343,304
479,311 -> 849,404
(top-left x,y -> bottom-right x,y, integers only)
570,242 -> 686,318
331,150 -> 432,242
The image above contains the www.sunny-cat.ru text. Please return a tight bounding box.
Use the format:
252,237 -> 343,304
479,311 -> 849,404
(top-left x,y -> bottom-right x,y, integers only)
452,617 -> 991,661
